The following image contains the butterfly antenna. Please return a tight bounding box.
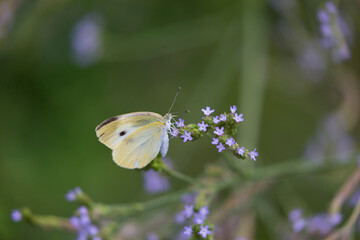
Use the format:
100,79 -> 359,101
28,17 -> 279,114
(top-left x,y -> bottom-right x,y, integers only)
167,87 -> 181,114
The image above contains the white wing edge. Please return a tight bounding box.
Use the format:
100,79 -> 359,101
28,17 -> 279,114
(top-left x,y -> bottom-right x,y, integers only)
160,130 -> 169,157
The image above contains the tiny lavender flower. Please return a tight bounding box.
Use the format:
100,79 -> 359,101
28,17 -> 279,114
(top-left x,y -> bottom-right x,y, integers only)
71,13 -> 103,66
202,106 -> 215,116
217,143 -> 226,152
307,213 -> 342,235
147,233 -> 159,240
71,206 -> 101,240
214,127 -> 224,136
211,138 -> 219,145
184,226 -> 193,236
193,213 -> 205,224
11,209 -> 22,222
183,205 -> 194,218
199,225 -> 212,238
249,148 -> 258,161
142,169 -> 170,194
198,121 -> 209,132
288,209 -> 306,233
199,206 -> 209,218
226,138 -> 236,147
66,187 -> 82,201
233,113 -> 244,122
176,118 -> 185,128
175,212 -> 186,224
213,116 -> 221,124
219,114 -> 227,122
230,105 -> 237,113
170,128 -> 179,138
237,147 -> 245,156
181,131 -> 193,142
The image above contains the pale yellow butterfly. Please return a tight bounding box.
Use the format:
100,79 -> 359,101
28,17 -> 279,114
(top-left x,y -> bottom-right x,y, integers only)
95,89 -> 180,169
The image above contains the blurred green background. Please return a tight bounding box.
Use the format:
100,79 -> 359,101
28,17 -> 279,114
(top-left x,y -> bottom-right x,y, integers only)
1,0 -> 359,239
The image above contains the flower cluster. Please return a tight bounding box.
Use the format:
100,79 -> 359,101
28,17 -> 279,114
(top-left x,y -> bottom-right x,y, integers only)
174,193 -> 213,239
288,208 -> 342,236
317,2 -> 351,62
70,206 -> 102,240
171,105 -> 258,161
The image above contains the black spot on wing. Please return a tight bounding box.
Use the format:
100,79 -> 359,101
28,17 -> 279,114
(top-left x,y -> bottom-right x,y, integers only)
96,116 -> 118,131
119,131 -> 126,136
99,133 -> 105,137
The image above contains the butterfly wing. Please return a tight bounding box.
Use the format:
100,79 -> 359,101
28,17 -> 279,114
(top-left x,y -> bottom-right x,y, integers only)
95,112 -> 167,169
112,122 -> 167,169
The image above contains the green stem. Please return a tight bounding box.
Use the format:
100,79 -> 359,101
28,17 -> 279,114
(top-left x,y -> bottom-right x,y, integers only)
95,189 -> 191,217
162,164 -> 205,187
222,153 -> 247,180
20,208 -> 75,232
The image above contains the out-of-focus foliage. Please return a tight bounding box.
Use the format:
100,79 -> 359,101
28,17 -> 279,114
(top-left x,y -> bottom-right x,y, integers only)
1,0 -> 359,239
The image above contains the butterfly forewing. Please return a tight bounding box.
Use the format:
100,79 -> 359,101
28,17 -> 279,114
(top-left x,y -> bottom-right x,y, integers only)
96,112 -> 164,150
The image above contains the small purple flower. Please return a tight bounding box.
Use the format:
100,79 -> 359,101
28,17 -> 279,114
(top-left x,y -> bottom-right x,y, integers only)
307,213 -> 341,235
184,226 -> 193,236
80,215 -> 91,226
292,219 -> 307,233
147,233 -> 159,240
198,121 -> 209,132
329,213 -> 342,226
78,206 -> 88,216
219,114 -> 227,122
289,209 -> 306,233
199,225 -> 212,238
175,212 -> 186,224
237,147 -> 245,156
176,118 -> 185,128
202,106 -> 215,116
11,209 -> 22,222
170,128 -> 179,138
70,216 -> 80,228
318,10 -> 329,23
183,205 -> 194,218
226,138 -> 236,147
233,113 -> 244,122
289,209 -> 303,222
350,190 -> 360,206
180,131 -> 193,142
88,225 -> 99,236
142,169 -> 170,194
325,2 -> 337,13
214,127 -> 224,136
66,191 -> 76,201
230,105 -> 237,113
249,148 -> 258,161
181,193 -> 197,205
66,187 -> 82,201
199,206 -> 209,218
71,13 -> 103,66
235,237 -> 247,240
193,213 -> 205,224
213,116 -> 221,124
217,143 -> 226,152
211,138 -> 219,145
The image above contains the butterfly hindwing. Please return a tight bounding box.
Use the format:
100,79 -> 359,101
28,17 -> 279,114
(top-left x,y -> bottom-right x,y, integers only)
112,122 -> 165,169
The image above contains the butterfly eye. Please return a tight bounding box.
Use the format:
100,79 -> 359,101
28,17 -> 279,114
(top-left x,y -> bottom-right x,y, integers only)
119,131 -> 126,136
